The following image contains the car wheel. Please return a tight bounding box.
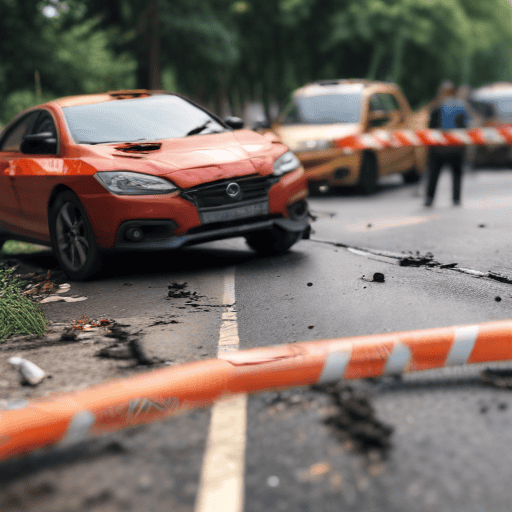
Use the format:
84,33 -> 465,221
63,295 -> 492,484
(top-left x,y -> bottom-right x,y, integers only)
245,227 -> 302,255
357,154 -> 378,194
49,191 -> 102,280
402,168 -> 421,184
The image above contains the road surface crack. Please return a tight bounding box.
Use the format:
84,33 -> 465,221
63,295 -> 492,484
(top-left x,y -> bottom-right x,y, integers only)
310,237 -> 512,285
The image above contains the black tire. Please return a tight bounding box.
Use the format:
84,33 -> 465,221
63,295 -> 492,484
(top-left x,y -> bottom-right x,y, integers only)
49,191 -> 102,280
357,154 -> 378,195
402,168 -> 421,184
246,227 -> 301,255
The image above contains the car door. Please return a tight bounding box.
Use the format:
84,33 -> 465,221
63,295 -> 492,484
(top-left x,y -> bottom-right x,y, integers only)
0,111 -> 39,232
377,92 -> 415,174
9,110 -> 61,240
366,93 -> 398,174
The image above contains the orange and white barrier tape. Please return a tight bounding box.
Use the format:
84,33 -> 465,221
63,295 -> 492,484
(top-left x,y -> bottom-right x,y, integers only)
334,126 -> 512,154
1,319 -> 512,461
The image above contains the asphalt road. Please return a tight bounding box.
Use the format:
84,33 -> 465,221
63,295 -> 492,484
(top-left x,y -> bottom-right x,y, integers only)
2,167 -> 512,512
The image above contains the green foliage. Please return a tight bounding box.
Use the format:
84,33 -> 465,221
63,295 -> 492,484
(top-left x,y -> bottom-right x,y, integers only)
3,91 -> 55,124
0,0 -> 511,122
0,267 -> 47,340
1,241 -> 49,255
0,2 -> 137,123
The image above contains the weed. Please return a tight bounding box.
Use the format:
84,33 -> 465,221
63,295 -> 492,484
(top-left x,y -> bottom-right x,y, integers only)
0,266 -> 47,340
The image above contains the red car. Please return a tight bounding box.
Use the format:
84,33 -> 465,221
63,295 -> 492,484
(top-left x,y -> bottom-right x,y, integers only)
0,91 -> 309,279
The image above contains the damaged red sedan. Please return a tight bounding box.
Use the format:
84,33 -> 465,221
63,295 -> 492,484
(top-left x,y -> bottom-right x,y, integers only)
0,91 -> 309,279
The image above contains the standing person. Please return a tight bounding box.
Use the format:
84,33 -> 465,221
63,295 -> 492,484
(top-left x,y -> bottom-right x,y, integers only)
425,81 -> 469,206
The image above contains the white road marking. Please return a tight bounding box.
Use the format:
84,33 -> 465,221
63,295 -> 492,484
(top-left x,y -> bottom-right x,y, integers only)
195,268 -> 247,512
445,325 -> 479,366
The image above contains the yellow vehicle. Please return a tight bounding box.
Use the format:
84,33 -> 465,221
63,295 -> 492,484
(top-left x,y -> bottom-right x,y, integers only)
470,82 -> 512,167
271,79 -> 426,194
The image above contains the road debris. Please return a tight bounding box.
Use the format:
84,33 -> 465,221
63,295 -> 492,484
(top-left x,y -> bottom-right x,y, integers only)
439,262 -> 458,269
9,357 -> 46,385
361,272 -> 385,283
93,322 -> 160,365
495,296 -> 502,302
399,252 -> 437,267
313,383 -> 393,454
73,316 -> 112,330
97,344 -> 133,360
267,476 -> 280,487
266,386 -> 393,456
480,368 -> 512,389
40,295 -> 87,303
487,272 -> 512,285
312,238 -> 512,285
167,282 -> 190,298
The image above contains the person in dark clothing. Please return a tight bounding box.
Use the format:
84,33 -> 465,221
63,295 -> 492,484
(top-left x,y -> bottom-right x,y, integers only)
425,81 -> 468,207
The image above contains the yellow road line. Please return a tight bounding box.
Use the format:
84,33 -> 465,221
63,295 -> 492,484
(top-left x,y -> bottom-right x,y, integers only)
343,215 -> 435,232
465,196 -> 512,209
194,268 -> 247,512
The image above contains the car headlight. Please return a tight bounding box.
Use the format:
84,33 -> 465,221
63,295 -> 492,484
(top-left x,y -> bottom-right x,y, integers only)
94,171 -> 177,195
273,151 -> 301,177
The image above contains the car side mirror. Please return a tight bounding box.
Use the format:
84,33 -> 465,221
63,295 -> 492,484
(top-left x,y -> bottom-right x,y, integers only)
20,132 -> 57,155
368,110 -> 390,128
224,116 -> 244,130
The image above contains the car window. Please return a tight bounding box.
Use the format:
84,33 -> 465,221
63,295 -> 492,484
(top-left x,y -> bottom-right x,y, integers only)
368,95 -> 384,112
282,93 -> 362,125
378,93 -> 401,112
31,111 -> 57,137
477,94 -> 512,119
62,94 -> 227,144
0,112 -> 40,152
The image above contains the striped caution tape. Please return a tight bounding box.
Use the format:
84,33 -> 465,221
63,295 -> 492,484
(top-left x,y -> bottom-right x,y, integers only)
334,126 -> 512,154
1,320 -> 512,461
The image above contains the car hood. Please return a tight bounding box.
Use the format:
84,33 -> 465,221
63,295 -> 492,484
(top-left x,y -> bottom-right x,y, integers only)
274,123 -> 361,152
81,130 -> 281,188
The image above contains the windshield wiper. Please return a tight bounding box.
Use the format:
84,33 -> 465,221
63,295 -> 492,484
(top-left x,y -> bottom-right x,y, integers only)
186,119 -> 214,136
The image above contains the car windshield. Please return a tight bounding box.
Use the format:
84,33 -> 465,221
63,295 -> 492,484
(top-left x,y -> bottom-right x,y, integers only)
474,93 -> 512,119
281,93 -> 362,125
62,94 -> 227,144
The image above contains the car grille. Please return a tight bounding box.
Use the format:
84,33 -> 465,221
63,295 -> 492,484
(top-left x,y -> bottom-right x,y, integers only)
181,175 -> 277,208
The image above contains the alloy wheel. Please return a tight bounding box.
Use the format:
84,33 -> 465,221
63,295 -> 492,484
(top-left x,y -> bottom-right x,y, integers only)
55,201 -> 90,271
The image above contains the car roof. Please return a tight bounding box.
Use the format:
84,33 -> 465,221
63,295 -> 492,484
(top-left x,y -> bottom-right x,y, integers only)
473,83 -> 512,98
293,79 -> 398,98
53,90 -> 160,108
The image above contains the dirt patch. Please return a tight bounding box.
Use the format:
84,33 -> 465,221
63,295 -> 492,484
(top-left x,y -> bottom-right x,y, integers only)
266,384 -> 393,457
480,368 -> 512,389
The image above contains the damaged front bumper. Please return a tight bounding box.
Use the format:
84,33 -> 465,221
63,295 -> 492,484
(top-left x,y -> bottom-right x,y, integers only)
114,213 -> 309,251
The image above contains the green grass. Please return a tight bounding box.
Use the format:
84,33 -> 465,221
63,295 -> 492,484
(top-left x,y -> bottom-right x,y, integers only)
1,240 -> 49,255
0,266 -> 47,340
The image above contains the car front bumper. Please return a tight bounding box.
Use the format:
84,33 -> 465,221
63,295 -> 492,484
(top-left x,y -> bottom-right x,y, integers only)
113,214 -> 309,251
81,168 -> 308,250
